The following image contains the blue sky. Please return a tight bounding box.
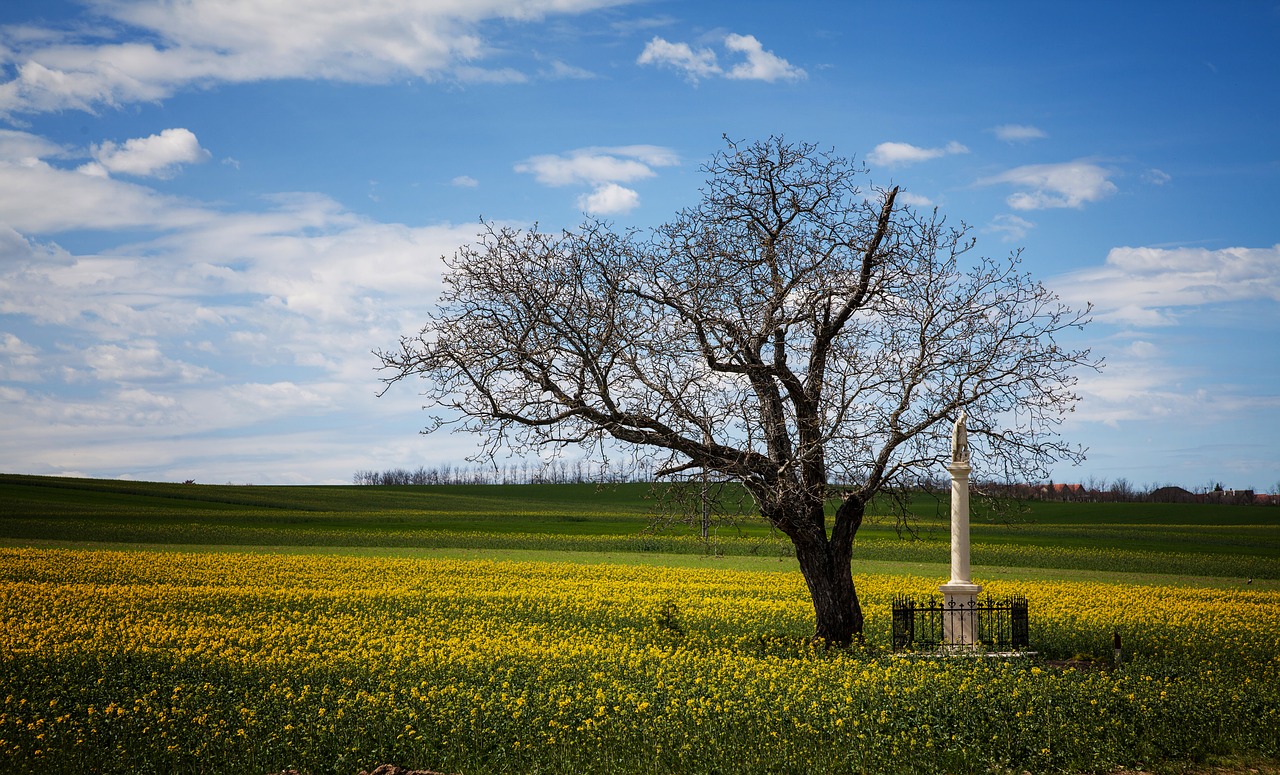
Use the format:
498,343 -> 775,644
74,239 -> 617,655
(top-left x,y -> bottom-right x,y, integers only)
1,1 -> 1277,490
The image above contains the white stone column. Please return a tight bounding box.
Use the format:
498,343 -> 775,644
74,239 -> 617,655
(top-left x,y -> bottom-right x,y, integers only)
939,459 -> 982,647
946,460 -> 974,585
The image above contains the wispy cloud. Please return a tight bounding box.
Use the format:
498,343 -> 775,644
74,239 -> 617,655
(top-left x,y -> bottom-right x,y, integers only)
0,127 -> 488,480
866,140 -> 968,167
514,145 -> 678,214
82,342 -> 213,384
1053,244 -> 1280,327
895,191 -> 935,208
543,60 -> 597,80
0,142 -> 209,233
992,124 -> 1047,143
978,160 -> 1117,210
637,33 -> 805,83
0,0 -> 630,116
0,129 -> 64,162
1069,337 -> 1280,436
515,145 -> 676,186
986,213 -> 1035,242
0,332 -> 39,382
611,15 -> 677,35
1071,356 -> 1204,427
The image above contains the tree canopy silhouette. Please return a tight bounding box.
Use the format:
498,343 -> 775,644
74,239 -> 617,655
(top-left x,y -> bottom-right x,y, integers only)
378,136 -> 1098,645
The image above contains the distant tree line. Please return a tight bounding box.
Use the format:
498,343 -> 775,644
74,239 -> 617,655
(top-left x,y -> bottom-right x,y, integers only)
352,458 -> 655,486
354,465 -> 1277,506
977,477 -> 1278,505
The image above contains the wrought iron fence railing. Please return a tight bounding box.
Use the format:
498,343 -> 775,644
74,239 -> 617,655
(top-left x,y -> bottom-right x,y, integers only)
891,594 -> 1029,651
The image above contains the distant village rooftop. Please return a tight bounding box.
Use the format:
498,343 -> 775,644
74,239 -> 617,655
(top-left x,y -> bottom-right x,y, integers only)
1008,482 -> 1279,506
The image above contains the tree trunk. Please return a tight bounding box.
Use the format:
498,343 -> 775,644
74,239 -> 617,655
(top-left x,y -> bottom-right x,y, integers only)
794,535 -> 863,645
792,496 -> 865,646
759,492 -> 867,646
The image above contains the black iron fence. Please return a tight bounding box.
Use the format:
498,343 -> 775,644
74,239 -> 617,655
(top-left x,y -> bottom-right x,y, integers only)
891,594 -> 1029,651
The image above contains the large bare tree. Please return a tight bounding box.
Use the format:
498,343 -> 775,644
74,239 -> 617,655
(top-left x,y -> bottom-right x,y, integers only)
378,136 -> 1098,645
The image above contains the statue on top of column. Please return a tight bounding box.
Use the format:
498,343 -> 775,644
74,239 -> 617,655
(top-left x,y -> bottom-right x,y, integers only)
951,409 -> 970,464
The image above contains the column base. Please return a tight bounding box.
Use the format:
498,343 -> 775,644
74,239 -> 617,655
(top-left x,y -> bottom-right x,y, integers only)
938,581 -> 984,646
938,581 -> 983,596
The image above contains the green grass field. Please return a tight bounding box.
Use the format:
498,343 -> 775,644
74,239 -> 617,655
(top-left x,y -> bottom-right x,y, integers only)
2,473 -> 1278,774
2,473 -> 1277,581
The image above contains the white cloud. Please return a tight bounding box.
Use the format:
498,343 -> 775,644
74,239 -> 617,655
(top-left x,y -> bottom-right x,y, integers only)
0,332 -> 40,381
722,34 -> 806,82
543,60 -> 597,80
979,160 -> 1117,210
144,205 -> 473,331
637,33 -> 803,83
867,140 -> 968,167
1053,244 -> 1280,327
0,126 -> 215,231
1067,338 -> 1280,435
637,37 -> 722,82
451,175 -> 479,187
517,151 -> 656,186
83,342 -> 213,383
895,191 -> 934,208
0,129 -> 483,368
0,332 -> 36,357
0,130 -> 492,481
0,129 -> 65,163
0,0 -> 631,115
993,124 -> 1047,142
577,183 -> 640,214
0,375 -> 381,481
1144,168 -> 1172,185
1071,357 -> 1202,427
80,128 -> 210,178
986,213 -> 1035,242
515,145 -> 676,211
451,65 -> 529,85
610,14 -> 677,35
0,155 -> 210,232
1126,340 -> 1159,359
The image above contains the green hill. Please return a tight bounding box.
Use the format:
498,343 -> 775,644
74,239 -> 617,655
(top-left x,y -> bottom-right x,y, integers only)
2,473 -> 1276,579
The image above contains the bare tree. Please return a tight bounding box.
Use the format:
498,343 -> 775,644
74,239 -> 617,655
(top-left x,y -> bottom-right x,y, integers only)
377,136 -> 1098,645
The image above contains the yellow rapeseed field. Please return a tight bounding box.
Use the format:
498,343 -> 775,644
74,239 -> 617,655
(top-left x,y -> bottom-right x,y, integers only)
1,547 -> 1276,774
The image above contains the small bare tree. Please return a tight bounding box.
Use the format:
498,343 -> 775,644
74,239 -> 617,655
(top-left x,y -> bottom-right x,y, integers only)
378,136 -> 1098,645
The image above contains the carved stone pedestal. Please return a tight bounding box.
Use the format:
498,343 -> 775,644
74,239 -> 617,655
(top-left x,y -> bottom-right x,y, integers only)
938,580 -> 984,647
